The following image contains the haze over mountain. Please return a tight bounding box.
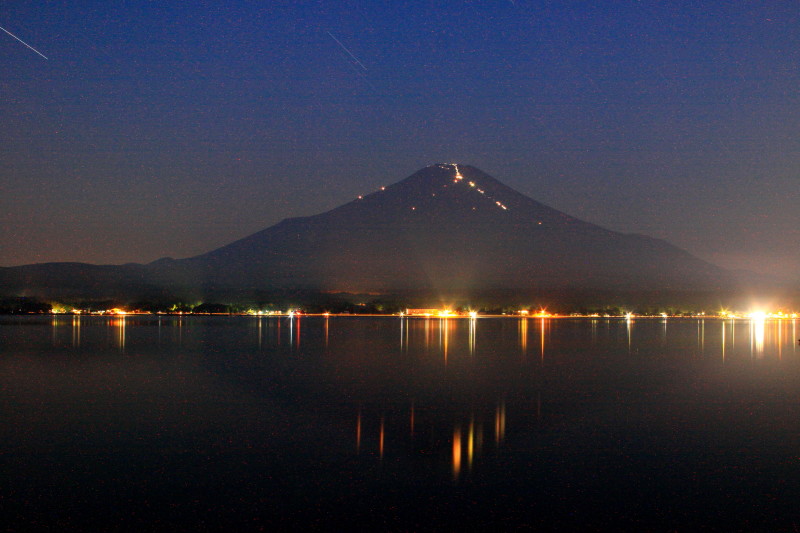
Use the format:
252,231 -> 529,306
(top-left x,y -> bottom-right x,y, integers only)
0,163 -> 739,303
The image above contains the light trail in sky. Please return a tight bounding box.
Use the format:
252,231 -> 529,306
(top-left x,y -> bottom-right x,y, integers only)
327,31 -> 366,70
0,24 -> 48,59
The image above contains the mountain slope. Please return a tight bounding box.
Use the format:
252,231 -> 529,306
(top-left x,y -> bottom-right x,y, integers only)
151,164 -> 732,293
0,164 -> 737,299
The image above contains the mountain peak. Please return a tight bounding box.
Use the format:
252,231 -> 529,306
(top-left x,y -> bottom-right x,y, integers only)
1,163 -> 737,298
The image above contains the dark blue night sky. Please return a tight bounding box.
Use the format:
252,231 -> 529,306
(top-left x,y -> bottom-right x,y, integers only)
2,2 -> 799,280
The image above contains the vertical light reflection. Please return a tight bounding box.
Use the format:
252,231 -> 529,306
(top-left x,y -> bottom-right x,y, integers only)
410,401 -> 415,437
467,417 -> 475,471
751,317 -> 765,358
495,401 -> 506,444
721,320 -> 726,362
626,316 -> 632,353
324,315 -> 329,349
793,319 -> 797,355
295,314 -> 301,347
288,314 -> 294,347
177,315 -> 183,347
778,319 -> 783,360
452,425 -> 462,480
356,410 -> 362,454
700,319 -> 705,356
539,318 -> 546,361
379,416 -> 385,460
257,317 -> 263,349
116,316 -> 126,352
399,315 -> 405,351
468,316 -> 476,356
51,316 -> 59,346
442,318 -> 450,363
519,318 -> 528,355
71,315 -> 81,348
661,317 -> 667,345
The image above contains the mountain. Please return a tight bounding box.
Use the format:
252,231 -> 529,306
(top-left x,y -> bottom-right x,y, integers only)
0,163 -> 738,301
150,164 -> 731,293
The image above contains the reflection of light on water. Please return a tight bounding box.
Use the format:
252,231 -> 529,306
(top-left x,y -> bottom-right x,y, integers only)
441,318 -> 450,362
519,318 -> 528,355
113,316 -> 126,351
495,402 -> 506,444
399,316 -> 405,351
379,416 -> 385,460
467,418 -> 475,471
324,315 -> 329,349
452,426 -> 462,479
51,316 -> 59,346
699,319 -> 705,355
257,317 -> 263,349
539,318 -> 546,361
751,317 -> 765,357
721,320 -> 726,361
356,410 -> 362,454
177,315 -> 183,346
468,317 -> 476,356
72,315 -> 80,348
410,401 -> 415,436
626,317 -> 632,353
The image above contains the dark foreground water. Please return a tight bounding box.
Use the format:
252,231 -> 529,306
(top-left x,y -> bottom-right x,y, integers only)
3,315 -> 800,531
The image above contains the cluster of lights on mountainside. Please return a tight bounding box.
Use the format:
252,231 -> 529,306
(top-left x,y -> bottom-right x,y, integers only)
356,163 -> 512,213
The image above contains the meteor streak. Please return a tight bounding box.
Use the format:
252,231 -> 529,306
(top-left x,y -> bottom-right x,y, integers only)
327,31 -> 366,70
0,24 -> 48,59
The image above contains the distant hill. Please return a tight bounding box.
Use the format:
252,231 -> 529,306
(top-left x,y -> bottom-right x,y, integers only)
0,164 -> 745,302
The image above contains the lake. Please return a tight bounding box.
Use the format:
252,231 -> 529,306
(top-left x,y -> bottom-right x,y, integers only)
3,315 -> 800,530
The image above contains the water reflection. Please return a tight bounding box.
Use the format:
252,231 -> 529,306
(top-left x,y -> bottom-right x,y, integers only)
539,318 -> 547,360
110,316 -> 126,352
452,426 -> 462,479
468,316 -> 476,356
721,320 -> 726,361
356,409 -> 362,454
751,317 -> 766,358
495,401 -> 506,445
13,314 -> 800,489
699,319 -> 705,356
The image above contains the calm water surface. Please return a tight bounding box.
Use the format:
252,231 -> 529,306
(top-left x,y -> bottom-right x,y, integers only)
3,315 -> 800,530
